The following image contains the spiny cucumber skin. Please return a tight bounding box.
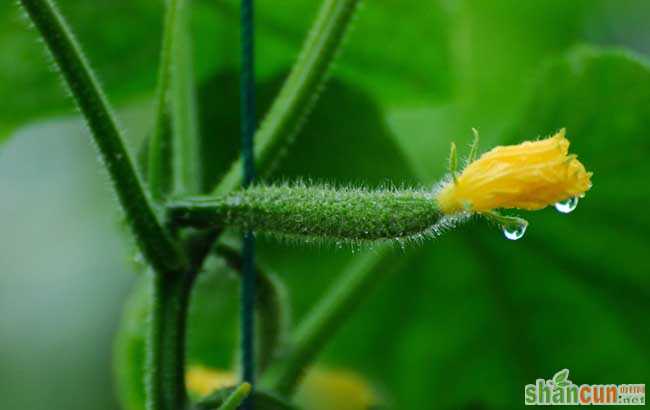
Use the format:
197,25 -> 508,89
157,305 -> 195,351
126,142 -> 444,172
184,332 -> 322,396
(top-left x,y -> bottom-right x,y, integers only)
169,184 -> 442,242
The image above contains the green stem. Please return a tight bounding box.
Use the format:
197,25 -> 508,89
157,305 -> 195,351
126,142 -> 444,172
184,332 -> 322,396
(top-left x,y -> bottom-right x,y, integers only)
169,184 -> 442,242
216,244 -> 289,373
147,110 -> 174,198
147,271 -> 195,410
195,387 -> 294,410
19,0 -> 187,274
149,0 -> 181,200
217,383 -> 252,410
213,0 -> 361,195
260,245 -> 406,396
146,232 -> 217,410
171,2 -> 201,195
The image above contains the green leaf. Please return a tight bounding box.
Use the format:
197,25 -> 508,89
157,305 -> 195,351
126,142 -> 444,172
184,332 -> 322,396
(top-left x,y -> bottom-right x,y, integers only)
502,46 -> 650,289
0,0 -> 164,141
385,0 -> 599,180
1,0 -> 451,144
451,0 -> 594,118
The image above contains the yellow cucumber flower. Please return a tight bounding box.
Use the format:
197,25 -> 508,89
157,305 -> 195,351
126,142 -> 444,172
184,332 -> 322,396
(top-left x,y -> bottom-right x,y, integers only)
436,129 -> 592,214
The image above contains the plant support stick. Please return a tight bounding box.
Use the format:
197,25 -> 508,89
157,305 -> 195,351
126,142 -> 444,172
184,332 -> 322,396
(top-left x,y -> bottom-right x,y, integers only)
240,0 -> 257,402
216,244 -> 289,372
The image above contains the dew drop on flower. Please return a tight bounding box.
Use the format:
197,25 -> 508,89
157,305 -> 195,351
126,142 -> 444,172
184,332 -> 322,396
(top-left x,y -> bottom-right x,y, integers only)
501,221 -> 527,240
554,197 -> 579,214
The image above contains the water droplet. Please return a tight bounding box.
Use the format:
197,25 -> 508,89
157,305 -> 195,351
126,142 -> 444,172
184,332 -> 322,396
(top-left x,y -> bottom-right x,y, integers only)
501,221 -> 527,240
554,197 -> 579,214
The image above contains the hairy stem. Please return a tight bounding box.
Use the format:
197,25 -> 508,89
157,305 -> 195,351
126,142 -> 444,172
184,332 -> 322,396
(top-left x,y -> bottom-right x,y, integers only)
261,245 -> 406,396
147,270 -> 195,410
145,231 -> 218,410
19,0 -> 187,274
170,184 -> 442,242
214,0 -> 361,195
147,111 -> 174,198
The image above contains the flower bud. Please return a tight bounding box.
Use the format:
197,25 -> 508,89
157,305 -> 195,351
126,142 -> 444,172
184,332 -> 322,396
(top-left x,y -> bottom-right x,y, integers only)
436,129 -> 592,214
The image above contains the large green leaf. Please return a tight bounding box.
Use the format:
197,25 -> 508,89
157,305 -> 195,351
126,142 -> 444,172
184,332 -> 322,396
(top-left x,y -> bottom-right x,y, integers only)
0,1 -> 164,139
450,0 -> 594,113
0,0 -> 451,143
501,46 -> 650,288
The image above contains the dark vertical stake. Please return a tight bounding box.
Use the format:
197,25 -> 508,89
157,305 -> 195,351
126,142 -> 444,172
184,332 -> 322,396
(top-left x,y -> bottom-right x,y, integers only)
240,0 -> 256,407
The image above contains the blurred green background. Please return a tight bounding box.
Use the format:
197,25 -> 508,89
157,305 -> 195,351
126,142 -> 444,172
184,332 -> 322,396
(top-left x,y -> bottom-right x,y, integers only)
1,0 -> 649,409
